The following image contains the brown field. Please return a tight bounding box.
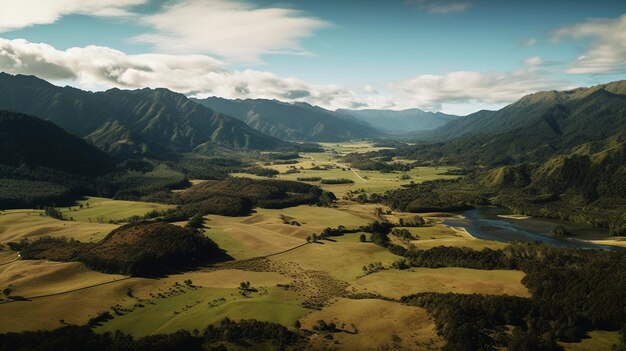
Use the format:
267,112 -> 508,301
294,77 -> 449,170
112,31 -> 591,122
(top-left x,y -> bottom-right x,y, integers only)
0,212 -> 118,244
300,298 -> 444,351
356,267 -> 530,299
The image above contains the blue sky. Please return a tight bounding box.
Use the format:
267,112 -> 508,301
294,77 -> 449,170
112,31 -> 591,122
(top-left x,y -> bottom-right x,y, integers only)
0,0 -> 624,114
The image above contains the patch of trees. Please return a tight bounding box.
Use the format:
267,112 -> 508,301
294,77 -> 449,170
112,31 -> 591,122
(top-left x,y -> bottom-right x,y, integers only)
320,178 -> 354,184
391,229 -> 415,240
173,155 -> 245,180
0,318 -> 302,351
381,179 -> 481,213
0,178 -> 75,209
12,222 -> 229,276
395,243 -> 626,350
342,153 -> 413,172
297,177 -> 322,182
173,177 -> 326,217
259,152 -> 300,161
244,167 -> 279,177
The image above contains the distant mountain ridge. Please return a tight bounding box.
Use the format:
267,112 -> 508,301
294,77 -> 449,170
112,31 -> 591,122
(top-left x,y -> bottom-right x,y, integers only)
434,80 -> 626,141
336,108 -> 459,134
0,73 -> 290,156
193,97 -> 381,142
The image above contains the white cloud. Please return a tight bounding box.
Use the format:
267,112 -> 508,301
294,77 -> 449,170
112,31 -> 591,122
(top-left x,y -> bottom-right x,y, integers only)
0,38 -> 361,109
133,0 -> 328,62
551,13 -> 626,74
523,56 -> 543,66
0,0 -> 146,32
405,0 -> 472,14
0,38 -> 570,114
387,69 -> 568,111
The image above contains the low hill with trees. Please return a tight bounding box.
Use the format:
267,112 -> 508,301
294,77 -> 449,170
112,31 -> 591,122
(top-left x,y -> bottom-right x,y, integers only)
12,222 -> 228,276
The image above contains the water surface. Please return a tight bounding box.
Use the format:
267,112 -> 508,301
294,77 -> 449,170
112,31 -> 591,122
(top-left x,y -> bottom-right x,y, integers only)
443,207 -> 622,251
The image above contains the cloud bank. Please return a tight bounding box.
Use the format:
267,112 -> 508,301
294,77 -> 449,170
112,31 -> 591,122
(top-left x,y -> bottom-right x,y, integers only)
134,0 -> 328,61
552,14 -> 626,74
0,0 -> 146,32
0,38 -> 568,113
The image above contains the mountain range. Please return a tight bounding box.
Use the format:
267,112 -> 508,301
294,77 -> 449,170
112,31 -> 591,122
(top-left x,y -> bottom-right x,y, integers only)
336,108 -> 459,134
0,73 -> 290,157
394,80 -> 626,165
193,97 -> 381,141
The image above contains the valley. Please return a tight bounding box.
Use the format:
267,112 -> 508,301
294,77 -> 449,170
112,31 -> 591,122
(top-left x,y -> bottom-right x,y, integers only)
1,138 -> 624,350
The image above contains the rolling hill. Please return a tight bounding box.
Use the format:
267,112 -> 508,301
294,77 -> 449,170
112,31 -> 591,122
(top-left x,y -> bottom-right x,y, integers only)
336,108 -> 459,134
0,73 -> 290,156
194,97 -> 381,141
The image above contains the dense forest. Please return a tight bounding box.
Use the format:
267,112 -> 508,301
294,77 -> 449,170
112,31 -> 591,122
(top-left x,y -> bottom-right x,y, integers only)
0,318 -> 301,351
171,177 -> 331,218
366,237 -> 626,350
11,222 -> 229,276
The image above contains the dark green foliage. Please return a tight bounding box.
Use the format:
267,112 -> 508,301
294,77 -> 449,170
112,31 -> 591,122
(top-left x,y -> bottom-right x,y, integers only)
0,110 -> 117,176
397,243 -> 626,350
297,177 -> 322,181
244,167 -> 279,177
551,225 -> 571,237
44,207 -> 64,220
174,177 -> 325,217
186,213 -> 204,229
320,178 -> 354,184
174,155 -> 245,180
0,179 -> 74,209
381,179 -> 480,212
259,152 -> 300,161
15,222 -> 229,276
391,229 -> 414,239
0,318 -> 301,351
342,153 -> 412,172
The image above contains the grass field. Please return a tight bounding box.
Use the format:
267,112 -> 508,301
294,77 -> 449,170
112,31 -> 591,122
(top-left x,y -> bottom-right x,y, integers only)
57,197 -> 174,223
560,330 -> 622,351
0,260 -> 126,297
233,142 -> 460,197
272,234 -> 400,282
96,270 -> 304,337
356,267 -> 530,299
300,298 -> 444,351
202,204 -> 378,259
0,212 -> 118,243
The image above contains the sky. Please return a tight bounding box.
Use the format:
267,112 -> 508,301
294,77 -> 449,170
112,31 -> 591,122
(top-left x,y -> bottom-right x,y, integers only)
0,0 -> 625,115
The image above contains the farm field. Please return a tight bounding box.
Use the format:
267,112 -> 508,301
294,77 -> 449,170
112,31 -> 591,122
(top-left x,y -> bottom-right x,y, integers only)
4,141 -> 611,351
355,267 -> 530,299
0,211 -> 118,243
232,142 -> 460,197
560,330 -> 622,351
57,196 -> 174,223
300,298 -> 444,350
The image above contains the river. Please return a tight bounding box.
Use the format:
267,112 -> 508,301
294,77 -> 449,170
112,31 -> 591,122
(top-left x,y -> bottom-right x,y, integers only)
443,207 -> 623,250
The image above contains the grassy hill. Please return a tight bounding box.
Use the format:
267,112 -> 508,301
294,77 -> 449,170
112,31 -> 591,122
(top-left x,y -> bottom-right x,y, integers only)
14,222 -> 228,276
194,97 -> 381,141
